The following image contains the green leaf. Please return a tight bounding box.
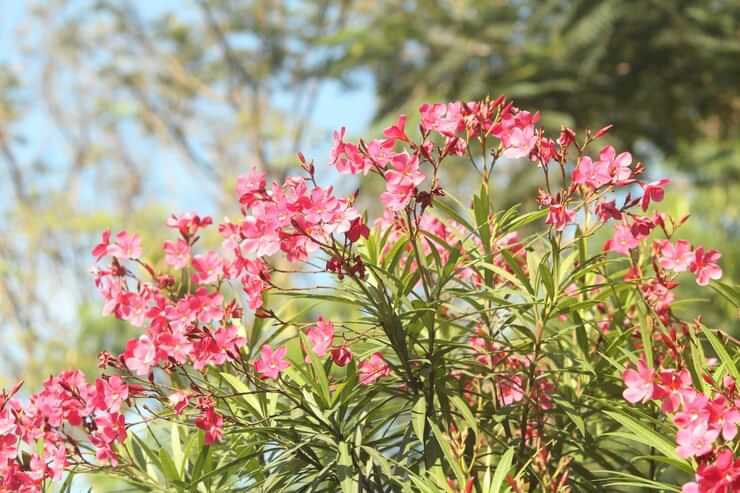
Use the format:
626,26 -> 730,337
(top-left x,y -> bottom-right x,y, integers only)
710,280 -> 740,308
450,395 -> 478,435
429,420 -> 466,485
170,422 -> 183,478
604,411 -> 689,467
412,397 -> 427,444
220,372 -> 262,417
701,324 -> 740,380
489,447 -> 514,493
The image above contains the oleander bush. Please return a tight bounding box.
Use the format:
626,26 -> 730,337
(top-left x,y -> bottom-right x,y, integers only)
1,97 -> 738,492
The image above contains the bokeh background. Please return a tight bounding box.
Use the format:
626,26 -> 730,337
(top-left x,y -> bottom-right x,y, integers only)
0,0 -> 738,394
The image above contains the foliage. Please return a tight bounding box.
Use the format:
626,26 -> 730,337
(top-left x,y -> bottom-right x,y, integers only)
1,97 -> 738,492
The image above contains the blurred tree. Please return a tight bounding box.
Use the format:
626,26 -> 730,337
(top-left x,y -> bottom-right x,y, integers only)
322,0 -> 740,325
0,0 -> 356,386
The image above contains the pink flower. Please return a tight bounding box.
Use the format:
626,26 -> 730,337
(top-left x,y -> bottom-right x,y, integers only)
502,125 -> 537,159
640,178 -> 670,210
93,376 -> 129,414
689,247 -> 722,286
167,212 -> 213,236
236,168 -> 267,206
622,360 -> 656,404
545,204 -> 575,232
657,240 -> 693,273
330,127 -> 370,175
168,391 -> 190,416
163,239 -> 191,269
419,102 -> 464,136
572,156 -> 611,189
604,224 -> 640,255
191,251 -> 224,284
599,145 -> 632,185
657,368 -> 692,413
595,200 -> 622,222
676,421 -> 719,459
682,449 -> 740,493
306,317 -> 334,358
254,345 -> 290,380
195,407 -> 224,445
383,114 -> 409,143
107,230 -> 142,259
331,346 -> 352,367
359,352 -> 391,385
123,335 -> 157,377
92,229 -> 112,261
239,215 -> 281,257
707,396 -> 740,441
156,331 -> 193,364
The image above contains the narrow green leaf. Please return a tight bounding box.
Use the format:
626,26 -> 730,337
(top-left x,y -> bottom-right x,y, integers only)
701,324 -> 740,380
489,447 -> 514,493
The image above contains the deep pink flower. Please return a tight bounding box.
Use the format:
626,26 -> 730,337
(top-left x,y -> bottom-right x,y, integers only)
195,407 -> 224,445
330,127 -> 370,175
254,345 -> 290,380
689,247 -> 722,286
682,449 -> 740,493
545,204 -> 575,232
331,346 -> 353,367
595,200 -> 622,222
92,229 -> 112,261
657,368 -> 692,413
359,352 -> 391,385
623,360 -> 656,404
640,178 -> 670,210
168,391 -> 190,416
383,114 -> 409,143
156,331 -> 193,364
93,376 -> 129,414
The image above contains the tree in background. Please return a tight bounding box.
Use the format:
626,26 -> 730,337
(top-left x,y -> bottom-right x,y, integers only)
0,0 -> 355,385
322,0 -> 740,325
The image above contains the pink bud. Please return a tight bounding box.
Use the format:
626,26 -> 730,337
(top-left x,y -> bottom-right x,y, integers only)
331,346 -> 352,367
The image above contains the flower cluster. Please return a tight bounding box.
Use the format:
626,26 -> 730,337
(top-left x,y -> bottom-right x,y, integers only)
0,373 -> 133,491
624,359 -> 739,492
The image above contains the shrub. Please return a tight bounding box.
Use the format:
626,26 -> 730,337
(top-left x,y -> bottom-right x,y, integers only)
1,97 -> 738,492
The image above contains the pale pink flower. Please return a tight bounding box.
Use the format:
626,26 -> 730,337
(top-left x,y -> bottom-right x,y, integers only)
163,239 -> 191,269
359,352 -> 391,385
254,345 -> 290,380
657,240 -> 693,273
623,360 -> 656,404
306,317 -> 334,358
676,421 -> 719,459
